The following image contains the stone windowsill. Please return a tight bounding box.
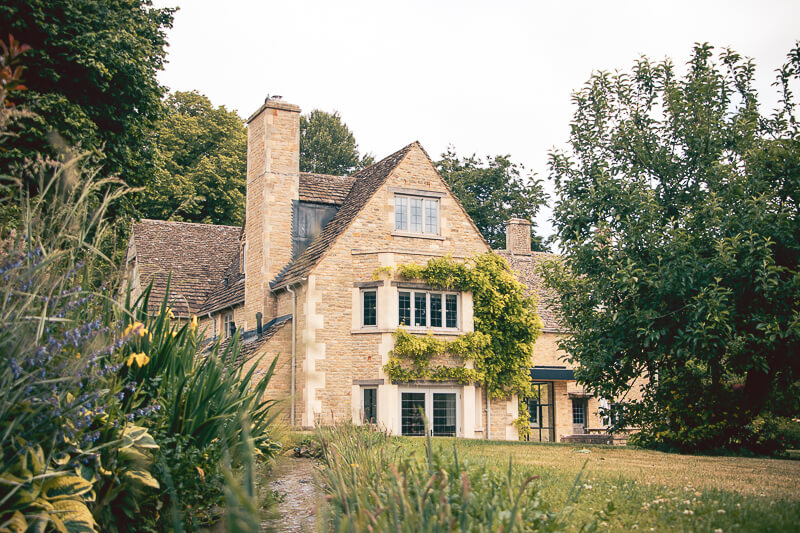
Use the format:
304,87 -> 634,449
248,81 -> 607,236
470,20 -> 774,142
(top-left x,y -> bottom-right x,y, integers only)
351,327 -> 464,336
391,232 -> 445,241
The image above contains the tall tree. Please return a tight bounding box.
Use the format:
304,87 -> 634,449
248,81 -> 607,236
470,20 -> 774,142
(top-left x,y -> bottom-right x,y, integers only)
0,0 -> 174,211
542,43 -> 800,453
141,91 -> 247,226
300,109 -> 373,175
437,147 -> 548,250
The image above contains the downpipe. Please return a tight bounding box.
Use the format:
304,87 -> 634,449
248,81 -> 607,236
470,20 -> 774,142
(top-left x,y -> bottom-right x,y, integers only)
287,284 -> 297,427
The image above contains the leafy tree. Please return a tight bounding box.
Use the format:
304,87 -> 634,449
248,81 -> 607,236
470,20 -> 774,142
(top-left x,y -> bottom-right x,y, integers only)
141,91 -> 247,226
437,147 -> 548,251
0,0 -> 174,211
300,109 -> 373,175
542,43 -> 800,453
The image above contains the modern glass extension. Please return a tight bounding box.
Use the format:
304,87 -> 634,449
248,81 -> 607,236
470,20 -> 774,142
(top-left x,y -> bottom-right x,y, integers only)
400,388 -> 460,437
526,381 -> 556,442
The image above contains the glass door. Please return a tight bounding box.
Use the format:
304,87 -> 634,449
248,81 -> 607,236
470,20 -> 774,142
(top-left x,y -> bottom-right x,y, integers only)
400,389 -> 460,437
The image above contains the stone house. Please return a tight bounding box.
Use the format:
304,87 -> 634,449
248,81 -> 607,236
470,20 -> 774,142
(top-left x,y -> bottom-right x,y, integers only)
125,96 -> 619,442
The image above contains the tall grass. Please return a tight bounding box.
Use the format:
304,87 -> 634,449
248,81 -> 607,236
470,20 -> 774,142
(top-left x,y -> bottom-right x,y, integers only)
316,423 -> 560,532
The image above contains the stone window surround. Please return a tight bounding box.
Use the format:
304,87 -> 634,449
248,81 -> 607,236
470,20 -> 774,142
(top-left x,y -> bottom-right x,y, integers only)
351,280 -> 465,335
391,187 -> 445,238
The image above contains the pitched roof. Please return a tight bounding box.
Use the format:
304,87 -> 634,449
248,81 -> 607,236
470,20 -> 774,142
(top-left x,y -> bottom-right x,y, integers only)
198,247 -> 244,314
271,143 -> 416,289
299,172 -> 356,205
495,250 -> 563,332
203,314 -> 292,364
131,219 -> 241,316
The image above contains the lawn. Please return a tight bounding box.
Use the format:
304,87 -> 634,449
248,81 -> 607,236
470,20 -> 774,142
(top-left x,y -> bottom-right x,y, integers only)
389,437 -> 800,532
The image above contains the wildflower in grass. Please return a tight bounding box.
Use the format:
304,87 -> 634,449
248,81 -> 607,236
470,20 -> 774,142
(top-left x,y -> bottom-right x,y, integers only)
190,315 -> 198,331
683,509 -> 694,515
717,509 -> 726,514
126,352 -> 150,367
714,529 -> 723,533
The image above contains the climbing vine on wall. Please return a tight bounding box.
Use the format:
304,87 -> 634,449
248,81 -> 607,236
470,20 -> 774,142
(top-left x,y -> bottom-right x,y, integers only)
381,253 -> 542,437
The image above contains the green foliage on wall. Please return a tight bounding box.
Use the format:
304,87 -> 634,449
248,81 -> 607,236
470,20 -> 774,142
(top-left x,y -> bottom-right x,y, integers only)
382,253 -> 543,435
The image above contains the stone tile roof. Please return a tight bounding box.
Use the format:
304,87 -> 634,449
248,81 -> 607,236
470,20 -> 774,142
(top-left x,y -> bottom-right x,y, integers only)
271,143 -> 416,289
299,172 -> 356,205
198,247 -> 244,314
495,250 -> 563,332
132,219 -> 241,316
204,314 -> 292,364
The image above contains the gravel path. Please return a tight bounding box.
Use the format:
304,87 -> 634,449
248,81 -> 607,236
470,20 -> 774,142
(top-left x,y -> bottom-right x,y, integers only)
262,456 -> 321,532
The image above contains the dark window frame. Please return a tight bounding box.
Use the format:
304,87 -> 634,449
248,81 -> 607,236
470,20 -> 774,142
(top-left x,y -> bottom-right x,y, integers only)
398,290 -> 459,329
361,289 -> 377,327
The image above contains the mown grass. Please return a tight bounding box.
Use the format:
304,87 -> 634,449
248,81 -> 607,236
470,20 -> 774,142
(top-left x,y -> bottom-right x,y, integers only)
384,438 -> 800,532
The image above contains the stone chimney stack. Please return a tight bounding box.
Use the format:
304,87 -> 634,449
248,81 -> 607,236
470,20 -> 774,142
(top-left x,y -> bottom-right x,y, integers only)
244,96 -> 301,324
505,218 -> 532,254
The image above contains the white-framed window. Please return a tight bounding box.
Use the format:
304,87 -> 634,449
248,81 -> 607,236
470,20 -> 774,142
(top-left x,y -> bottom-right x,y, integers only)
222,311 -> 235,339
361,289 -> 377,327
394,195 -> 439,235
399,387 -> 461,437
398,290 -> 458,329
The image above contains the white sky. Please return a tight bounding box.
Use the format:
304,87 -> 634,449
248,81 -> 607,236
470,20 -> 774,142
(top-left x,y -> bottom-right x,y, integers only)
152,0 -> 799,241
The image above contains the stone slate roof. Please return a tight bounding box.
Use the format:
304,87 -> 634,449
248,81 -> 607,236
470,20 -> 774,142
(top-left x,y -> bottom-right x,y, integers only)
198,247 -> 244,314
271,143 -> 416,289
495,250 -> 563,332
131,219 -> 241,316
205,314 -> 292,364
299,172 -> 356,205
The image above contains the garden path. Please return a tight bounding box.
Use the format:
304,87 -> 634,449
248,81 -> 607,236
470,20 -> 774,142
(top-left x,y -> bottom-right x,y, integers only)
262,456 -> 321,532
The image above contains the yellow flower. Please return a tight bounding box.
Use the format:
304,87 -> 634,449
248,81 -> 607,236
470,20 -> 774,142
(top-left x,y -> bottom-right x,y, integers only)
167,307 -> 175,320
75,352 -> 81,359
190,315 -> 198,332
126,352 -> 150,368
171,331 -> 177,338
124,321 -> 147,337
148,333 -> 153,342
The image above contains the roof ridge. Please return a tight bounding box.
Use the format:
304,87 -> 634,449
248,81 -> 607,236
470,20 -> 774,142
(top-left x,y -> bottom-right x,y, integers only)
138,219 -> 242,230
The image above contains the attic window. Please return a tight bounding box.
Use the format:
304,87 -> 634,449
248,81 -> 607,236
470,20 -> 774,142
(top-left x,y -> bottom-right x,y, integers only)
394,194 -> 439,235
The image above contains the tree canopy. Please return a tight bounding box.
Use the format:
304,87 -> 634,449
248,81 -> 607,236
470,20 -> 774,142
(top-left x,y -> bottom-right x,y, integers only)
300,109 -> 373,175
542,43 -> 800,453
0,0 -> 174,211
140,91 -> 247,226
436,147 -> 548,251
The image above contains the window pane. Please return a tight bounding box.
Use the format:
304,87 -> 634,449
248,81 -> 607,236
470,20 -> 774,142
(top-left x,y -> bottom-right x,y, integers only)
445,294 -> 458,328
528,399 -> 540,426
363,388 -> 377,424
401,392 -> 426,436
430,293 -> 442,327
572,401 -> 585,424
363,290 -> 377,326
414,292 -> 427,327
398,291 -> 411,326
410,198 -> 423,233
424,199 -> 439,234
432,393 -> 457,436
395,196 -> 407,231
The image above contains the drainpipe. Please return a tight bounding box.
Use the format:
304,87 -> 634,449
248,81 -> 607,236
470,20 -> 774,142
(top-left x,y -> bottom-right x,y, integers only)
286,284 -> 297,427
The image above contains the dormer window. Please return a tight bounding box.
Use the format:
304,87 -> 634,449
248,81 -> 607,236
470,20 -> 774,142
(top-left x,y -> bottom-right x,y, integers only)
394,194 -> 439,235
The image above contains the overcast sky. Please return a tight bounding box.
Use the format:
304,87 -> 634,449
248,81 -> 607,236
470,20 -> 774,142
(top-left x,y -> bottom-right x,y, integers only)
152,0 -> 798,241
